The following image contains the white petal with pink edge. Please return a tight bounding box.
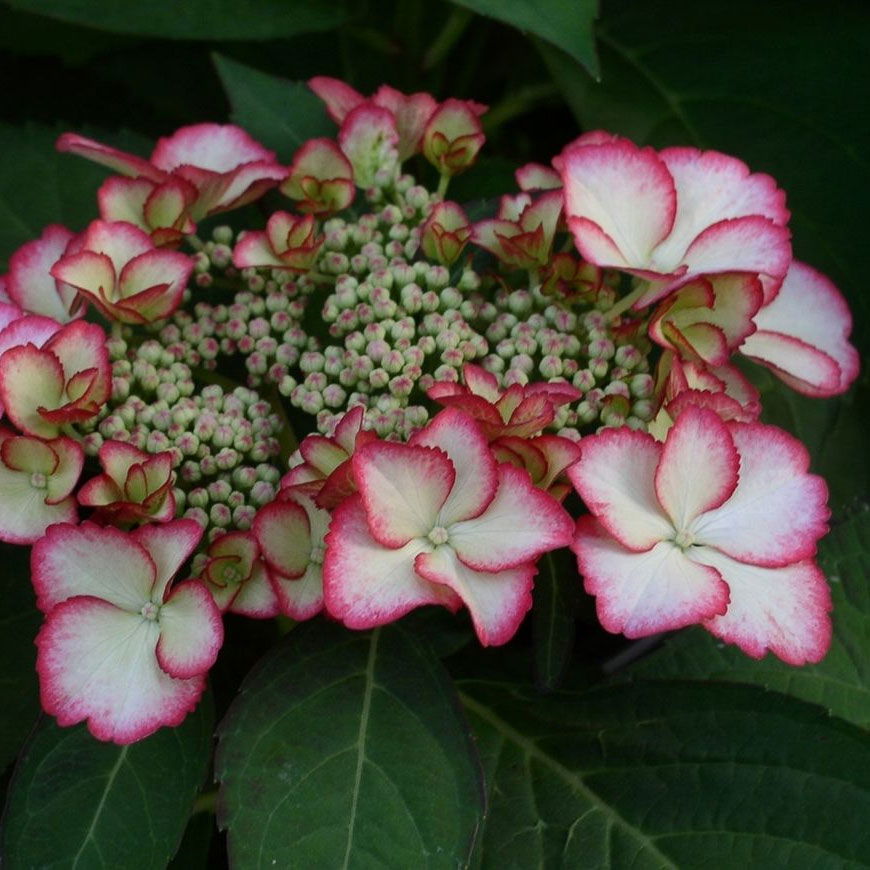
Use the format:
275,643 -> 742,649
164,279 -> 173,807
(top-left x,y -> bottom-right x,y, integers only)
656,148 -> 788,257
741,260 -> 859,396
654,406 -> 739,531
353,441 -> 453,547
151,123 -> 276,172
323,495 -> 456,628
411,408 -> 498,524
415,546 -> 535,646
253,498 -> 311,578
678,216 -> 791,291
7,225 -> 79,321
32,522 -> 156,612
0,344 -> 64,437
36,597 -> 205,744
271,564 -> 324,621
229,561 -> 281,618
232,231 -> 284,268
133,519 -> 203,601
448,464 -> 573,571
56,133 -> 165,182
156,581 -> 223,678
692,422 -> 829,567
567,427 -> 672,551
695,547 -> 832,665
573,516 -> 729,637
561,141 -> 676,266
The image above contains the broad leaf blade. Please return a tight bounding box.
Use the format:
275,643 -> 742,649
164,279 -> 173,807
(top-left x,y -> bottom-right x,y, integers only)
462,679 -> 870,868
216,622 -> 485,868
0,544 -> 40,773
629,511 -> 870,729
3,0 -> 348,40
448,0 -> 599,79
532,550 -> 578,691
213,54 -> 333,160
1,696 -> 214,869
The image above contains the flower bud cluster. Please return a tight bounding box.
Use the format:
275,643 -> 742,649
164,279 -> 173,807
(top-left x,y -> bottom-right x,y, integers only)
81,337 -> 285,542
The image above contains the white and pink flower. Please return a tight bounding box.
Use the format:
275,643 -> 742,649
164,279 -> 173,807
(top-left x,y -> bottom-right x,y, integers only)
33,520 -> 223,744
323,408 -> 574,645
280,138 -> 355,214
569,406 -> 832,664
57,124 -> 287,220
427,363 -> 580,440
77,440 -> 176,525
559,135 -> 792,306
50,220 -> 193,324
0,318 -> 110,438
232,211 -> 324,273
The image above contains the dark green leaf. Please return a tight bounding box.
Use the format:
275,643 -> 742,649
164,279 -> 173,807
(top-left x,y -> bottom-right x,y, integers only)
532,550 -> 577,691
544,0 -> 870,346
0,545 -> 40,773
1,695 -> 214,869
447,0 -> 599,79
629,510 -> 870,729
216,622 -> 485,868
3,0 -> 348,40
462,679 -> 870,868
0,123 -> 151,269
213,54 -> 334,160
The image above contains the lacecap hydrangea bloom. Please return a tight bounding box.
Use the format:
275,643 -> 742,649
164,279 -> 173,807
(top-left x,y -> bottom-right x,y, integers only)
0,76 -> 857,742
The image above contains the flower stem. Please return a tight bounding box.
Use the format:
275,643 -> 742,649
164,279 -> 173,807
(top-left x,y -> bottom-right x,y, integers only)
437,174 -> 451,198
423,7 -> 473,71
604,281 -> 650,322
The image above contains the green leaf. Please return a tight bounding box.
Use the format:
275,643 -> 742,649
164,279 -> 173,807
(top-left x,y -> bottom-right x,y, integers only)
0,544 -> 41,773
462,679 -> 870,868
213,54 -> 334,161
543,0 -> 870,346
532,550 -> 578,691
0,123 -> 151,269
216,622 -> 485,868
629,510 -> 870,729
3,0 -> 348,40
1,696 -> 214,869
447,0 -> 599,79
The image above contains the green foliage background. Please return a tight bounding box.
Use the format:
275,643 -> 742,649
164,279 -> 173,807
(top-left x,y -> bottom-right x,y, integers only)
0,0 -> 867,866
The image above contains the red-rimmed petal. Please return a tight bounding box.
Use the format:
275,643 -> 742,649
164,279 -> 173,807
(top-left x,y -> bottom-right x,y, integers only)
561,140 -> 677,267
692,422 -> 830,567
680,216 -> 792,294
515,162 -> 562,192
43,436 -> 84,503
32,521 -> 156,612
36,596 -> 205,744
308,76 -> 365,124
741,261 -> 859,397
353,441 -> 454,547
411,408 -> 498,524
449,464 -> 573,571
228,560 -> 281,619
270,564 -> 324,621
567,426 -> 672,551
573,516 -> 729,637
657,147 -> 789,254
156,581 -> 223,678
695,547 -> 832,665
654,406 -> 739,530
339,104 -> 400,188
232,231 -> 283,269
7,225 -> 80,321
0,314 -> 61,357
56,132 -> 166,182
415,546 -> 535,646
0,343 -> 65,437
323,494 -> 458,628
133,519 -> 203,602
151,123 -> 276,173
253,498 -> 311,579
50,250 -> 116,301
81,219 -> 154,273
